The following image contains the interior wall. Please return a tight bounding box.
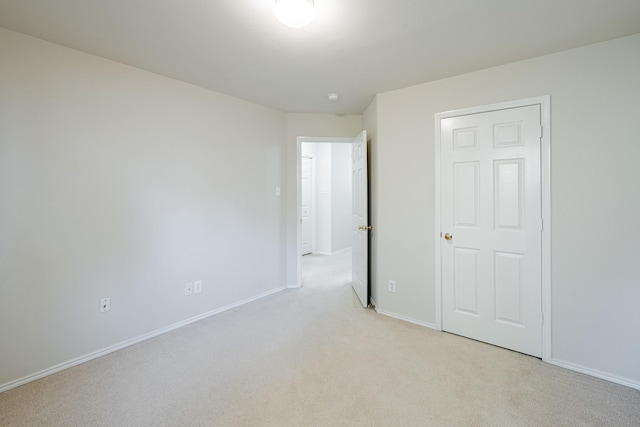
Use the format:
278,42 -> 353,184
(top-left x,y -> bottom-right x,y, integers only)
373,34 -> 640,386
330,143 -> 352,253
0,28 -> 287,389
314,143 -> 332,254
285,114 -> 362,286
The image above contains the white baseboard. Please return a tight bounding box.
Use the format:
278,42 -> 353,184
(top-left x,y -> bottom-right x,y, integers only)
373,311 -> 639,390
0,286 -> 287,394
331,247 -> 352,255
287,283 -> 302,289
375,308 -> 439,330
551,358 -> 640,391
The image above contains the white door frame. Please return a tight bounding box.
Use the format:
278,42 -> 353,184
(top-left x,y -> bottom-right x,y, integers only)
296,136 -> 354,288
434,96 -> 552,362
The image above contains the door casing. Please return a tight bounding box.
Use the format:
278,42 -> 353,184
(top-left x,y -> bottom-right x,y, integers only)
435,96 -> 552,362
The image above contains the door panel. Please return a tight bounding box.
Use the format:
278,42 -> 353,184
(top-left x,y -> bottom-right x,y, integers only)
494,251 -> 524,325
454,247 -> 480,315
494,160 -> 524,229
441,105 -> 542,357
454,162 -> 479,227
351,131 -> 368,307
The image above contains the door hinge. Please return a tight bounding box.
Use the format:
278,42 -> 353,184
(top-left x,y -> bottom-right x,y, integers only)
541,311 -> 544,325
539,218 -> 543,232
538,126 -> 543,139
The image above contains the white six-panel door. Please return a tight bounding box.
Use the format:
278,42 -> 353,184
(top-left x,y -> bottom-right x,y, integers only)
440,105 -> 542,357
352,131 -> 369,307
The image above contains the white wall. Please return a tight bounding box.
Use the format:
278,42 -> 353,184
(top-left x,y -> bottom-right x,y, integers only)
285,114 -> 362,286
315,143 -> 332,254
0,28 -> 287,389
330,143 -> 352,253
372,34 -> 640,387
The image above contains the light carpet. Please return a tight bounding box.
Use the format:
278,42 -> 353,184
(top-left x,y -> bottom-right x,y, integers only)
1,250 -> 639,426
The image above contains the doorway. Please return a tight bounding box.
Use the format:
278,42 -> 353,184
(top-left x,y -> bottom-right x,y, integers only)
300,142 -> 352,257
299,141 -> 353,287
296,133 -> 369,307
435,97 -> 552,361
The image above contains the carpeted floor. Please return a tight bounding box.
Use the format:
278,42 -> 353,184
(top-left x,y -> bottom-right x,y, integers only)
1,250 -> 639,426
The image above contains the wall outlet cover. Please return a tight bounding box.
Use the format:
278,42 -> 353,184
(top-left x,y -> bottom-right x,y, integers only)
185,282 -> 193,295
100,297 -> 111,313
194,280 -> 202,294
388,280 -> 396,293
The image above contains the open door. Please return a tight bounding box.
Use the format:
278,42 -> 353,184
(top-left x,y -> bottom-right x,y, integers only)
351,131 -> 369,307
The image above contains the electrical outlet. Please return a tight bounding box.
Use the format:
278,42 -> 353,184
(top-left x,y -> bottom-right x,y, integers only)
194,280 -> 202,294
185,282 -> 193,295
100,297 -> 111,313
388,280 -> 396,293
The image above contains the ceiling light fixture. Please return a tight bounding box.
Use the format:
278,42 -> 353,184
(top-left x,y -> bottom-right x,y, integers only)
327,93 -> 339,102
274,0 -> 316,29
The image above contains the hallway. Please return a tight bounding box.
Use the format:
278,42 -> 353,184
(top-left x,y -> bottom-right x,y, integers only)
301,249 -> 352,290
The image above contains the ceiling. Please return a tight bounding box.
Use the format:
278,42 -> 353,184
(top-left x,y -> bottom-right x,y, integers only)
0,0 -> 639,114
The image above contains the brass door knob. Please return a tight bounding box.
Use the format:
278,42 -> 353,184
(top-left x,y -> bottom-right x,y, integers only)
444,233 -> 453,241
